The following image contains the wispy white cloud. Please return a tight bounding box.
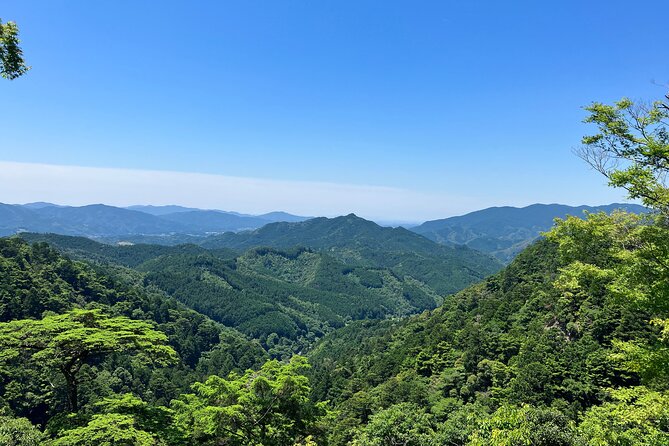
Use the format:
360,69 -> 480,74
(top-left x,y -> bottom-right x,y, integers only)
0,161 -> 476,221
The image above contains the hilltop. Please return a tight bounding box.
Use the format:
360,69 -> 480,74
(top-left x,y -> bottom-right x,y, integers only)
201,213 -> 502,295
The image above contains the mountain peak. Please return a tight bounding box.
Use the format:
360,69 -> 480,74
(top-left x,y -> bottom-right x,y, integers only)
21,202 -> 63,209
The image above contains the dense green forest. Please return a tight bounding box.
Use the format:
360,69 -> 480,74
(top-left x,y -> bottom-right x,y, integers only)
18,230 -> 458,355
0,93 -> 668,444
200,214 -> 501,295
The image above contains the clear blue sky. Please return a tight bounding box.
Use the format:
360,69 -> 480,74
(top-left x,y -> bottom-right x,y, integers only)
1,1 -> 668,221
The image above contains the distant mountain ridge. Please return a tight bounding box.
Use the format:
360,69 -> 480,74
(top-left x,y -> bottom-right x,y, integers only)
0,202 -> 310,237
411,202 -> 649,262
126,205 -> 201,215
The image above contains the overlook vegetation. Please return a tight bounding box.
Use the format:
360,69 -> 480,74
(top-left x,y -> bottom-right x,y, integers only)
0,92 -> 667,445
308,220 -> 668,444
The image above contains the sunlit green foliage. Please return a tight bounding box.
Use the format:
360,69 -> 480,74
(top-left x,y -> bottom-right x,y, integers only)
172,356 -> 329,445
578,386 -> 669,446
50,393 -> 176,445
0,237 -> 267,426
547,211 -> 669,390
578,94 -> 669,214
468,405 -> 576,446
350,403 -> 436,446
0,309 -> 177,411
51,413 -> 158,446
309,205 -> 668,445
0,415 -> 46,445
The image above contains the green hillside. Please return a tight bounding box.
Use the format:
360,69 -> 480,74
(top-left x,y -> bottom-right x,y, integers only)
0,203 -> 311,237
5,208 -> 666,445
3,203 -> 667,444
202,213 -> 502,295
15,233 -> 448,356
137,246 -> 443,355
19,232 -> 238,267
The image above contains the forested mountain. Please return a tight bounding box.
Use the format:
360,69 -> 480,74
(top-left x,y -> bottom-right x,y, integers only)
128,206 -> 309,223
308,212 -> 669,444
16,233 -> 450,355
412,203 -> 648,262
257,211 -> 312,223
201,213 -> 502,295
30,204 -> 185,236
3,201 -> 647,266
0,228 -> 490,443
0,203 -> 185,236
138,248 -> 443,355
0,203 -> 50,233
156,210 -> 290,233
18,232 -> 238,267
0,203 -> 310,237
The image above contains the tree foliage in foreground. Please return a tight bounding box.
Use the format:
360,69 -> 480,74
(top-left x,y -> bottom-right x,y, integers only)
0,415 -> 47,445
51,413 -> 158,446
0,309 -> 177,412
578,386 -> 669,446
0,19 -> 29,79
172,356 -> 329,445
578,92 -> 669,214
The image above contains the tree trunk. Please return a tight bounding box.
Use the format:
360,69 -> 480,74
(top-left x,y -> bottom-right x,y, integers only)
62,369 -> 78,412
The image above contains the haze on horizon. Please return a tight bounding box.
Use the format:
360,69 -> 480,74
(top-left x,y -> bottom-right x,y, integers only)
0,161 -> 632,223
1,1 -> 667,220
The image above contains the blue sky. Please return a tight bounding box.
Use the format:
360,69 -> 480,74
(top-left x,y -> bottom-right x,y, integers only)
1,1 -> 668,221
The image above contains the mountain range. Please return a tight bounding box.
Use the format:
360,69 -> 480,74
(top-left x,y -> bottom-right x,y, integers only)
1,201 -> 649,264
0,202 -> 310,237
411,202 -> 649,262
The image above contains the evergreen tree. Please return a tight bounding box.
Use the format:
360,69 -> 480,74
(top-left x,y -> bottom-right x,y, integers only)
0,309 -> 177,411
